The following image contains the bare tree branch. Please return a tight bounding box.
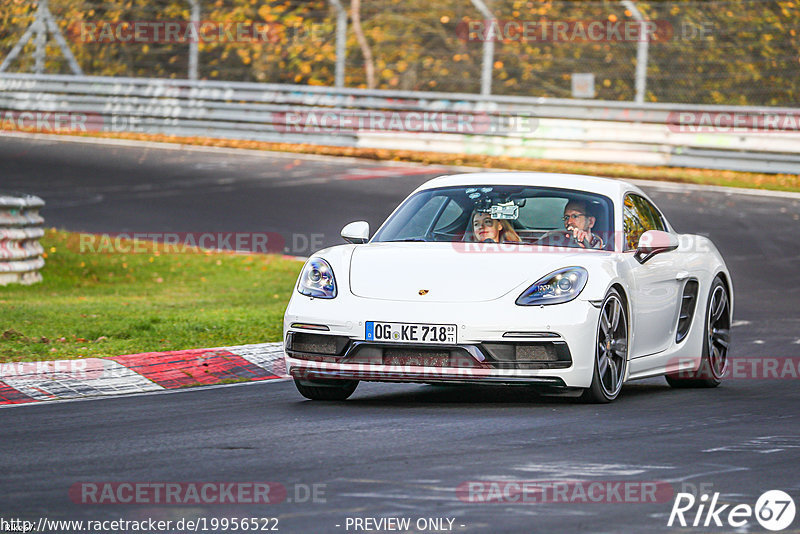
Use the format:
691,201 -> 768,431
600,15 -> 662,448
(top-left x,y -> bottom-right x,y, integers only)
350,0 -> 375,89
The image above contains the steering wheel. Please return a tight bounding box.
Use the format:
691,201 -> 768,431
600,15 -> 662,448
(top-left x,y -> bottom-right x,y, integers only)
537,229 -> 590,248
566,229 -> 591,248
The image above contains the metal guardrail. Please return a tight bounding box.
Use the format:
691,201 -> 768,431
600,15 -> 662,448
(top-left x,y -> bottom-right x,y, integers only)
0,192 -> 45,285
1,73 -> 799,174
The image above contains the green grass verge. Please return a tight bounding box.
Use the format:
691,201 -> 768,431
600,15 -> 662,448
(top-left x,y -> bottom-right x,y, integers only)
0,229 -> 303,363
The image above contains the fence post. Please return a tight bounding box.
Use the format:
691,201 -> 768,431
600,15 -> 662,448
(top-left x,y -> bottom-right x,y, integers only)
329,0 -> 347,88
621,0 -> 648,103
469,0 -> 495,96
0,0 -> 82,75
33,0 -> 48,73
42,3 -> 83,74
188,0 -> 200,80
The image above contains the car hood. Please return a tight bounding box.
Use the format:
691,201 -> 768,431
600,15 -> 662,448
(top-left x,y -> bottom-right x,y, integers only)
348,242 -> 599,302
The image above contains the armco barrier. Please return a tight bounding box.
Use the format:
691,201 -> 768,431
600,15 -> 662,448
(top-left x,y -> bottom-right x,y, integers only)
0,193 -> 45,285
1,73 -> 799,174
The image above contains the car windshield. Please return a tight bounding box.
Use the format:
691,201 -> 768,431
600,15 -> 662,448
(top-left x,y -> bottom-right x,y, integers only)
372,185 -> 614,250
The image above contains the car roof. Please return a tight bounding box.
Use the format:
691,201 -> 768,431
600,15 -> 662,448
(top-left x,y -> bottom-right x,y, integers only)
414,172 -> 644,200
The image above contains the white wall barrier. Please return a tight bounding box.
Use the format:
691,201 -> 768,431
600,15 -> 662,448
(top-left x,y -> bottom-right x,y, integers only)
1,73 -> 799,174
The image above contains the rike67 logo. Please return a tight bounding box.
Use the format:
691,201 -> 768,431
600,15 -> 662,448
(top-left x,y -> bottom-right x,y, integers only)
668,490 -> 796,531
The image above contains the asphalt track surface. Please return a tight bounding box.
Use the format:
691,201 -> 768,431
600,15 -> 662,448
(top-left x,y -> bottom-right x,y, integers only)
1,135 -> 799,533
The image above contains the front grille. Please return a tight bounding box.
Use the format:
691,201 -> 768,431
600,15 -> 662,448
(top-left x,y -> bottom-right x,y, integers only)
383,347 -> 449,360
515,344 -> 560,361
286,332 -> 350,356
481,341 -> 572,369
346,344 -> 485,368
288,337 -> 572,370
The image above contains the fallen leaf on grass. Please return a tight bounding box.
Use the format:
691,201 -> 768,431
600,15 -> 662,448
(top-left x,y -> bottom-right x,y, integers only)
1,329 -> 24,340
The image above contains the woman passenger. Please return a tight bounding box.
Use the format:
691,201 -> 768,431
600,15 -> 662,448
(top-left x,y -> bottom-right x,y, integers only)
470,210 -> 521,243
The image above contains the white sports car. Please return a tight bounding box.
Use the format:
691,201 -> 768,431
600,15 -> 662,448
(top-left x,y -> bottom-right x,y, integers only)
283,173 -> 733,403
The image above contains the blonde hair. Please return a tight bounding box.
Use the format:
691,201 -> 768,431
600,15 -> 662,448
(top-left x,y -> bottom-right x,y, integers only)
469,210 -> 521,242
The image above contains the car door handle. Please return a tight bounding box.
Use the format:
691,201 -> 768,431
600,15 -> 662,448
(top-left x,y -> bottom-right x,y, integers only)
675,271 -> 690,281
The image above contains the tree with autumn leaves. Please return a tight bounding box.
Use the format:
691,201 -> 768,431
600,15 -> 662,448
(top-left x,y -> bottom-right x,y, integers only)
0,0 -> 797,105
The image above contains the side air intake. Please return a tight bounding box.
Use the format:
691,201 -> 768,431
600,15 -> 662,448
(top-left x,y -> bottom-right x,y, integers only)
676,279 -> 699,343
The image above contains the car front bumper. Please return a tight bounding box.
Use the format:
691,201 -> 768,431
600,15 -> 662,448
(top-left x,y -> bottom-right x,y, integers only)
283,294 -> 601,389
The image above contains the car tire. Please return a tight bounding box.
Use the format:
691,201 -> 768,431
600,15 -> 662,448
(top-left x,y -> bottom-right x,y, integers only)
581,288 -> 628,403
666,277 -> 730,389
293,378 -> 359,400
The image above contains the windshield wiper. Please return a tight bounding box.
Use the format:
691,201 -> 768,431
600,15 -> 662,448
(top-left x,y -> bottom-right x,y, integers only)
385,238 -> 428,242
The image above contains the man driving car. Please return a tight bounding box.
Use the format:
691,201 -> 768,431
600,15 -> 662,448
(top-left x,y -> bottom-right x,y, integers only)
562,200 -> 604,249
535,199 -> 605,249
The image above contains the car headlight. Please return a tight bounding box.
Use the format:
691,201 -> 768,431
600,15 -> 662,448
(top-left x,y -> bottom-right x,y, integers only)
297,258 -> 337,299
516,267 -> 588,306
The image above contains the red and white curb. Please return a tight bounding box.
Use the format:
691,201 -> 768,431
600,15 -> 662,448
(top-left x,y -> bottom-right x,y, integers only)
0,342 -> 287,405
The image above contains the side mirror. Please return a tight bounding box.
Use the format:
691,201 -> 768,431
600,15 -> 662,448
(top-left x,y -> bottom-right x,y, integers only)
341,221 -> 370,244
634,230 -> 678,264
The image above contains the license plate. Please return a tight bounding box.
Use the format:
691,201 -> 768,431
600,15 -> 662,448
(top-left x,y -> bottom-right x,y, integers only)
365,321 -> 457,344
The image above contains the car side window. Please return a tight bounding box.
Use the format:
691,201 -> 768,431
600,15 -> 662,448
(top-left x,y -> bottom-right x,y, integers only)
633,195 -> 666,232
624,194 -> 667,250
623,195 -> 648,251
